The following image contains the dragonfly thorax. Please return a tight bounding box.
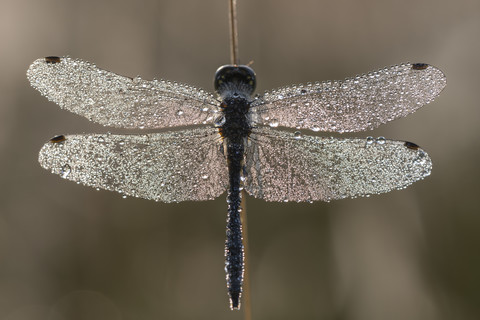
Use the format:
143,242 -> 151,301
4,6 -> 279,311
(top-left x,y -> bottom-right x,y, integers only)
214,65 -> 256,98
218,95 -> 252,140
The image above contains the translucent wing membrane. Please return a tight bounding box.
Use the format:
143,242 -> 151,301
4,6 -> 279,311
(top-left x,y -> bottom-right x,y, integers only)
245,128 -> 431,202
251,63 -> 446,132
39,128 -> 228,202
27,57 -> 220,129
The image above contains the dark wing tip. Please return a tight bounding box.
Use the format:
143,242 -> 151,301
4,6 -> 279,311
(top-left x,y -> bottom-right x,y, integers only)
45,56 -> 62,64
49,135 -> 66,143
404,141 -> 420,150
412,63 -> 429,70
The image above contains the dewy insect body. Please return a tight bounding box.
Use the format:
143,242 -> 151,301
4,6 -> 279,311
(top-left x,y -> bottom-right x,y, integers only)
27,55 -> 446,310
215,65 -> 256,308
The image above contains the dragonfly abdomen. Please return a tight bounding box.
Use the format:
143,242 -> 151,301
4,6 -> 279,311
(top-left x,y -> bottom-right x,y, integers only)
224,139 -> 246,310
221,98 -> 250,310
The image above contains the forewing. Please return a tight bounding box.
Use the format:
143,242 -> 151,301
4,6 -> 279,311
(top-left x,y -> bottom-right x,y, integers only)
39,128 -> 227,202
27,57 -> 220,129
250,63 -> 446,132
245,128 -> 431,202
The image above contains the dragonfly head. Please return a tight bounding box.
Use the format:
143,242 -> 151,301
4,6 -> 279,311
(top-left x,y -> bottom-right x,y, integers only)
214,65 -> 256,97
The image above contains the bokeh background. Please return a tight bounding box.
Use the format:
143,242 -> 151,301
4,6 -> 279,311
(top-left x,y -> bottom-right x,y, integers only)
1,0 -> 479,319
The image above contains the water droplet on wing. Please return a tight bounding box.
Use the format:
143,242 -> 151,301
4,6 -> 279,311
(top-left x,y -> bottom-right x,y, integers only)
214,115 -> 226,127
269,119 -> 279,127
376,136 -> 386,145
60,164 -> 71,178
365,136 -> 375,146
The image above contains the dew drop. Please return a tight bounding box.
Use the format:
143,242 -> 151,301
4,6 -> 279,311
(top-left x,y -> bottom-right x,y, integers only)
294,131 -> 302,140
201,174 -> 209,180
214,115 -> 226,127
376,136 -> 386,145
122,194 -> 127,199
269,119 -> 279,127
366,136 -> 374,145
97,136 -> 105,143
415,151 -> 427,165
177,110 -> 184,116
60,164 -> 71,178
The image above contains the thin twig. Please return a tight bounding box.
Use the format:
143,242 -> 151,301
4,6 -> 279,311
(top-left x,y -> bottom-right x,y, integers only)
229,0 -> 239,65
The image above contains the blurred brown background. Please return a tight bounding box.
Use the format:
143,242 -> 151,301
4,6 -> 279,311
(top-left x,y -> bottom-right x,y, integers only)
1,0 -> 479,319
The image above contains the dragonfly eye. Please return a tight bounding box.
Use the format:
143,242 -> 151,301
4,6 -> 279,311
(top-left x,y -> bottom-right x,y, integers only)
214,65 -> 256,96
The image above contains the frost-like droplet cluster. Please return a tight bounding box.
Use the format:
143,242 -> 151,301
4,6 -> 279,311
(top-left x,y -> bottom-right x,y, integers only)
39,128 -> 228,202
251,63 -> 446,133
245,128 -> 432,202
27,57 -> 220,129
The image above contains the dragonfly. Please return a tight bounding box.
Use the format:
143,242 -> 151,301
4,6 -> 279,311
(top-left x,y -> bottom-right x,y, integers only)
27,56 -> 446,309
